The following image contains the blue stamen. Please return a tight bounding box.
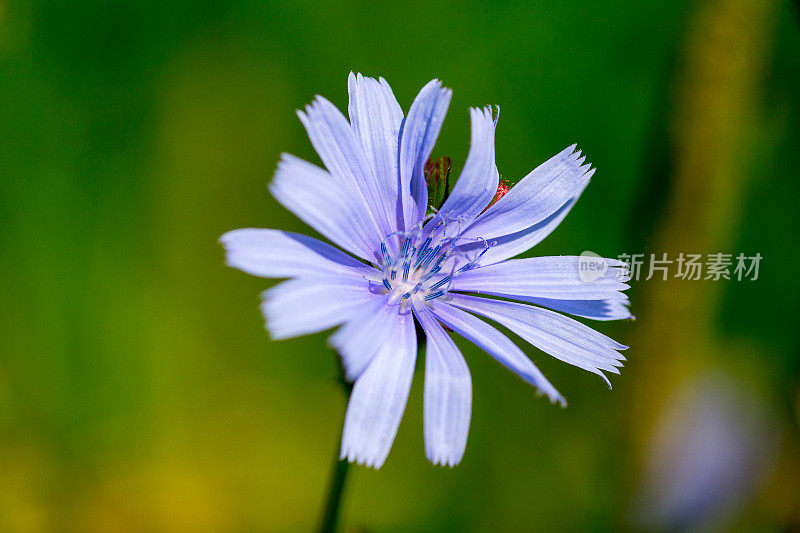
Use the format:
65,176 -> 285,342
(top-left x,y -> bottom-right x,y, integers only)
423,264 -> 442,279
421,245 -> 441,268
381,242 -> 390,265
382,278 -> 392,291
414,248 -> 432,268
417,237 -> 432,258
400,237 -> 410,257
424,290 -> 445,301
431,251 -> 447,270
429,275 -> 451,291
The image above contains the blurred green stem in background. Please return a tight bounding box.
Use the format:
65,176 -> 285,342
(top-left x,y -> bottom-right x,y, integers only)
627,0 -> 797,526
319,360 -> 354,533
631,0 -> 778,436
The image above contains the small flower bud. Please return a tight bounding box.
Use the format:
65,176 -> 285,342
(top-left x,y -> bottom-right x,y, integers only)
424,156 -> 451,211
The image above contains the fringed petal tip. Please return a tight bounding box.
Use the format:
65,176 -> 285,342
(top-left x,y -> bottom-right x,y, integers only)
598,359 -> 626,388
466,105 -> 500,126
427,451 -> 464,468
260,296 -> 283,341
339,448 -> 386,470
417,78 -> 452,100
296,95 -> 338,123
564,144 -> 596,181
597,356 -> 629,389
533,386 -> 567,408
259,289 -> 305,342
606,298 -> 634,322
471,105 -> 497,125
434,83 -> 454,108
347,71 -> 396,90
607,263 -> 633,284
527,379 -> 566,407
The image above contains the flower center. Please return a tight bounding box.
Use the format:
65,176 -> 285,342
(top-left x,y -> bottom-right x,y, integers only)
378,216 -> 490,306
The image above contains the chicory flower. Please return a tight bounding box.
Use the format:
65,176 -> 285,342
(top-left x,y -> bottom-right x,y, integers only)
221,73 -> 630,468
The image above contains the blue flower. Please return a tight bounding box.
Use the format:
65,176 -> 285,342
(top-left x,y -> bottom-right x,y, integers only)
221,73 -> 631,468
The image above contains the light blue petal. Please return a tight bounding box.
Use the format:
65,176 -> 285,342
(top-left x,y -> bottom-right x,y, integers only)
429,300 -> 565,406
348,73 -> 404,230
261,276 -> 379,340
461,146 -> 593,263
398,79 -> 452,230
523,296 -> 633,321
270,154 -> 384,261
328,295 -> 396,381
413,300 -> 471,467
340,310 -> 417,468
455,194 -> 582,266
298,96 -> 394,239
220,228 -> 377,279
435,107 -> 498,228
446,293 -> 627,388
450,256 -> 630,301
456,146 -> 593,266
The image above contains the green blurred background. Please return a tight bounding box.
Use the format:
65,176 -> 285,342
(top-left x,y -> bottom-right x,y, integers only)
1,0 -> 799,531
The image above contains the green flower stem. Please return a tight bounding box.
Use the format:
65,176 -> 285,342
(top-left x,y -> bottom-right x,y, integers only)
319,338 -> 425,532
318,370 -> 353,533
